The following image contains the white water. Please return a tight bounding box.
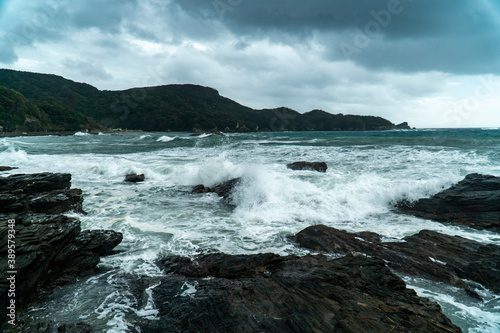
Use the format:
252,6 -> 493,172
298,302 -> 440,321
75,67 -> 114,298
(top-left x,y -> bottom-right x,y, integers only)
2,130 -> 500,332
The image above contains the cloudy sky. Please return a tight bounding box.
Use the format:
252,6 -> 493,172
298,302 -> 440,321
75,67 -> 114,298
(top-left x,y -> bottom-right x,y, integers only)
0,0 -> 499,128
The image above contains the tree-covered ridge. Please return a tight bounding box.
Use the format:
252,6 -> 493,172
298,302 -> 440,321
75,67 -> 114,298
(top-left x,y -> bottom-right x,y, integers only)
0,69 -> 410,132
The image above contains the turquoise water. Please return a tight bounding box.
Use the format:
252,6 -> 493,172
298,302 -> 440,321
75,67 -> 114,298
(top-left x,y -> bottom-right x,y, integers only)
1,129 -> 500,332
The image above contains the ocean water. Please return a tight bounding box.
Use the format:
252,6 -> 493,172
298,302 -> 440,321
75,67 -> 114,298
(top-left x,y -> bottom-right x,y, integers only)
1,129 -> 500,332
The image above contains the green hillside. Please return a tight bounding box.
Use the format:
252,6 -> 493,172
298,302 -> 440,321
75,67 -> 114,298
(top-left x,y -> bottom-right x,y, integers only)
0,69 -> 410,132
0,86 -> 51,132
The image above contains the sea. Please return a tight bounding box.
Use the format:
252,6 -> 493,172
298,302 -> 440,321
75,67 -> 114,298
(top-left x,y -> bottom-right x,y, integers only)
1,129 -> 500,332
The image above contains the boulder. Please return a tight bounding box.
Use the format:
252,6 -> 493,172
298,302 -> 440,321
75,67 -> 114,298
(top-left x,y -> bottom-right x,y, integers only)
286,161 -> 327,172
210,178 -> 241,199
191,184 -> 211,193
294,224 -> 500,297
398,173 -> 500,232
191,178 -> 241,200
124,173 -> 145,182
133,253 -> 460,332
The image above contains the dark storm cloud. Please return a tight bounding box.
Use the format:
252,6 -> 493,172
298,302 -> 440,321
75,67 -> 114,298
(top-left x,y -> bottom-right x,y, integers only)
65,0 -> 138,33
0,0 -> 140,64
173,0 -> 500,75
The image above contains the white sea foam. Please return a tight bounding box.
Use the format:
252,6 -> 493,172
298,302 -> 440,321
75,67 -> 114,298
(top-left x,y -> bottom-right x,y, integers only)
156,135 -> 176,142
7,131 -> 500,332
405,277 -> 500,333
74,131 -> 90,136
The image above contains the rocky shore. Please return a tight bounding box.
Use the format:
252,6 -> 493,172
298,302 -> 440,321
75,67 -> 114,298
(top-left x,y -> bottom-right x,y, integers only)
134,253 -> 460,332
0,172 -> 122,330
4,172 -> 500,331
398,173 -> 500,232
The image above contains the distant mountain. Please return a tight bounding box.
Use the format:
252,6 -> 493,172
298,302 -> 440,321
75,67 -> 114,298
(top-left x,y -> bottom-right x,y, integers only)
0,69 -> 411,133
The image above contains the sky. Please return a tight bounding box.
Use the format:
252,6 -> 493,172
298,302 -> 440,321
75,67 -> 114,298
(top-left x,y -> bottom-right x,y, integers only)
0,0 -> 499,128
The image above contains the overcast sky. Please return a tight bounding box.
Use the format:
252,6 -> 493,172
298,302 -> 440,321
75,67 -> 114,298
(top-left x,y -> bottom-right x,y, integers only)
0,0 -> 499,128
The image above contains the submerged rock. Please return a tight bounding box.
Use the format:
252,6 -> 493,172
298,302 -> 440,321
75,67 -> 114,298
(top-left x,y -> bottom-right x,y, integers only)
134,253 -> 460,332
295,224 -> 500,297
124,173 -> 145,182
33,322 -> 92,333
191,178 -> 241,200
398,173 -> 500,232
191,184 -> 211,193
0,166 -> 18,172
286,161 -> 327,172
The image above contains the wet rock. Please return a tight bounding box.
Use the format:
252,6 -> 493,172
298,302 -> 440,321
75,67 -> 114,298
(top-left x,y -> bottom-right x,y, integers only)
293,224 -> 379,254
381,230 -> 500,295
398,173 -> 500,232
0,173 -> 85,214
191,184 -> 211,193
124,173 -> 145,182
294,225 -> 500,296
209,130 -> 225,136
0,214 -> 123,314
287,161 -> 327,172
191,178 -> 241,200
49,229 -> 124,284
210,178 -> 241,199
33,321 -> 92,333
0,166 -> 18,172
0,172 -> 71,194
0,172 -> 123,323
135,253 -> 460,332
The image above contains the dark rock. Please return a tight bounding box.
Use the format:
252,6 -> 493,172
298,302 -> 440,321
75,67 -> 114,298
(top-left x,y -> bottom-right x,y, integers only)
210,178 -> 241,199
394,122 -> 411,129
125,173 -> 145,182
135,253 -> 460,332
190,130 -> 225,137
0,214 -> 123,315
0,173 -> 84,214
0,188 -> 85,215
0,173 -> 123,323
33,321 -> 92,333
0,166 -> 18,172
209,130 -> 225,136
191,178 -> 241,200
294,224 -> 500,296
381,230 -> 500,295
287,161 -> 328,172
293,224 -> 379,254
398,173 -> 500,232
0,172 -> 71,194
192,184 -> 211,193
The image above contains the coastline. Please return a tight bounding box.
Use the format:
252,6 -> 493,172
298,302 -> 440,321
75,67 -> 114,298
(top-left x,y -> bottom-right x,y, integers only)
2,129 -> 499,332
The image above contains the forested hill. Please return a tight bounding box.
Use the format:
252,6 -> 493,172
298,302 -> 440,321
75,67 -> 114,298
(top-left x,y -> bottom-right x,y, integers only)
0,69 -> 411,132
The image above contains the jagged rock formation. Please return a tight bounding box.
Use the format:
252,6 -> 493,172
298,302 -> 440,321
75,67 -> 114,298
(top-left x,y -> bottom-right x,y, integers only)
192,178 -> 242,201
398,173 -> 500,232
131,253 -> 460,332
294,224 -> 500,298
0,173 -> 122,329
